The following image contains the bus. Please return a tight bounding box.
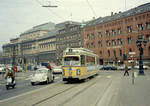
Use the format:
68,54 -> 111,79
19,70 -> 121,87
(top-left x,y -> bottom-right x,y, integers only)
62,48 -> 99,82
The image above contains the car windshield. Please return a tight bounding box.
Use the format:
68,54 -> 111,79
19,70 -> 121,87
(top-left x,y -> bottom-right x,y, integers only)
63,56 -> 80,66
36,69 -> 47,73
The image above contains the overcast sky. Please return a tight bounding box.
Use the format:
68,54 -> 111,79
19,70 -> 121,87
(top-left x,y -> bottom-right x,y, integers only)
0,0 -> 149,51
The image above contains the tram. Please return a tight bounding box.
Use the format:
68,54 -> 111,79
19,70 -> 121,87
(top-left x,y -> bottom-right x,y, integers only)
62,48 -> 99,82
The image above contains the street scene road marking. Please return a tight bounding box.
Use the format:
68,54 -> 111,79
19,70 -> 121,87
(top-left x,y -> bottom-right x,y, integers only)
107,76 -> 111,78
55,76 -> 60,79
0,81 -> 60,103
25,77 -> 31,80
97,76 -> 101,78
134,72 -> 138,78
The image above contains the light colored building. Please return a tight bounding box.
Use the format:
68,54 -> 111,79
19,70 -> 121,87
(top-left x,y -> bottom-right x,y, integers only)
2,22 -> 56,65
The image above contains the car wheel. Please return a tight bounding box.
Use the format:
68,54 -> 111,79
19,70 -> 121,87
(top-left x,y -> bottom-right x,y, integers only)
6,85 -> 9,90
46,78 -> 49,84
12,85 -> 15,89
31,82 -> 35,85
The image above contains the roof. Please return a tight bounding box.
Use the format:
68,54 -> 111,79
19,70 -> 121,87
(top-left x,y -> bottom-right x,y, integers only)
86,3 -> 150,26
55,21 -> 81,29
20,22 -> 55,36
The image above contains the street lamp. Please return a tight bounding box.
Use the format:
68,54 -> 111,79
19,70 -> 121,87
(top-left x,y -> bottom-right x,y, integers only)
136,36 -> 147,75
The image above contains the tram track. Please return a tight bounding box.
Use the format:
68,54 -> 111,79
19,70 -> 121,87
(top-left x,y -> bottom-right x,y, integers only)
32,75 -> 103,106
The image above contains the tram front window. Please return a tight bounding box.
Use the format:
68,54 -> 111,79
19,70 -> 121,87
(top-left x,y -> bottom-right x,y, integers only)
64,56 -> 80,66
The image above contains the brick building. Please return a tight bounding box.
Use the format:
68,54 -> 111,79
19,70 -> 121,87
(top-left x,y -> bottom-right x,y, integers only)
83,3 -> 150,66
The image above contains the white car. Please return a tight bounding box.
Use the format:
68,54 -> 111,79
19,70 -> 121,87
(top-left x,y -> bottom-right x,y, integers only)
30,67 -> 54,85
52,66 -> 62,74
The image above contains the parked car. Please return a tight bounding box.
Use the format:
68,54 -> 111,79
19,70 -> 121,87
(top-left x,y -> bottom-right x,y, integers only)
30,67 -> 54,85
117,65 -> 125,70
52,65 -> 62,74
17,66 -> 23,72
0,66 -> 5,74
100,65 -> 117,70
134,65 -> 149,69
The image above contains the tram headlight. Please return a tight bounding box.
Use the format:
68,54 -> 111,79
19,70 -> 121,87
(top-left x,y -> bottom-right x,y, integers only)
76,69 -> 80,75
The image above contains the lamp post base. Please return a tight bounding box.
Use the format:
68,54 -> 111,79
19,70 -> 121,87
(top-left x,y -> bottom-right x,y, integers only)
138,70 -> 145,75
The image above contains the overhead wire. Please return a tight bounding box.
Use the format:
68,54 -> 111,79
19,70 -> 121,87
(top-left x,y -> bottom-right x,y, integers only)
86,0 -> 97,18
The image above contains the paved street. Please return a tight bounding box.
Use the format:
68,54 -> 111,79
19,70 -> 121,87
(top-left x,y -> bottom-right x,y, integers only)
0,71 -> 62,100
0,70 -> 150,106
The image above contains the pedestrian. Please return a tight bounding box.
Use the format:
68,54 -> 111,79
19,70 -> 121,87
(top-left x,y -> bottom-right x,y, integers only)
124,64 -> 129,76
47,62 -> 52,70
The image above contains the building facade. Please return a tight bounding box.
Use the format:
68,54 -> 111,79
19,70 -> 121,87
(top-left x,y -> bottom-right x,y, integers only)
2,22 -> 56,65
56,21 -> 84,64
83,3 -> 150,65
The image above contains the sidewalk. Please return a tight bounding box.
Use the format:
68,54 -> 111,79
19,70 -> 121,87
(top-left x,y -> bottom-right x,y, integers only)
116,70 -> 150,106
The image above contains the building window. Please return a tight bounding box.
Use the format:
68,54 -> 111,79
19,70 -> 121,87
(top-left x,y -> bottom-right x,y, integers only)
137,24 -> 144,31
117,28 -> 122,34
119,49 -> 122,56
128,37 -> 132,44
91,42 -> 95,48
87,34 -> 90,40
106,30 -> 110,36
118,39 -> 123,45
112,40 -> 116,46
127,26 -> 132,33
98,41 -> 103,48
100,51 -> 102,57
113,50 -> 116,57
108,50 -> 110,57
149,47 -> 150,55
129,48 -> 132,52
146,34 -> 150,42
91,33 -> 95,40
98,32 -> 103,38
106,40 -> 111,47
112,29 -> 116,36
146,22 -> 150,29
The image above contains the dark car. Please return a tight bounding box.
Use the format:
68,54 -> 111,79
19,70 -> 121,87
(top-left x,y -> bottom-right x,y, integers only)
100,65 -> 117,70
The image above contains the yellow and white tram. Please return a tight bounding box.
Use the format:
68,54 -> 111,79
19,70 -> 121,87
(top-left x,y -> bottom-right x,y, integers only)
62,48 -> 99,82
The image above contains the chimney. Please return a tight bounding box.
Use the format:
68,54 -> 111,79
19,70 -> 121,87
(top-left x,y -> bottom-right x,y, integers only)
111,12 -> 113,16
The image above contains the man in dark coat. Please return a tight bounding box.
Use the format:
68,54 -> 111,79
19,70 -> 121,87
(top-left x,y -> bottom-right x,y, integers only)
124,64 -> 129,76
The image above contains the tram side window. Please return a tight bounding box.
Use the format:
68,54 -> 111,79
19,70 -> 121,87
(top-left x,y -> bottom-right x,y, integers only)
86,56 -> 95,65
81,55 -> 85,66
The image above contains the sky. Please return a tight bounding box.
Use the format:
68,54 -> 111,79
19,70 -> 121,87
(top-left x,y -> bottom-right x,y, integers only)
0,0 -> 149,51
